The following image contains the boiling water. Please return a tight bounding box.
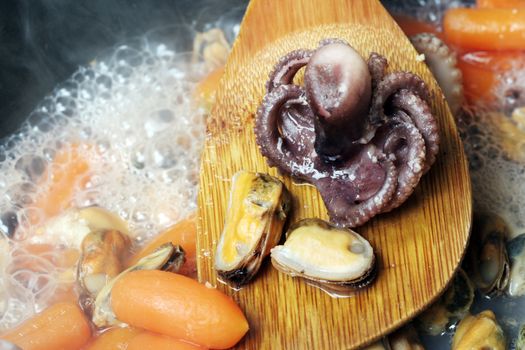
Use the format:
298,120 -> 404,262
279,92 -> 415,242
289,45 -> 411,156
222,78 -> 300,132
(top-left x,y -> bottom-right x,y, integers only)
0,33 -> 209,330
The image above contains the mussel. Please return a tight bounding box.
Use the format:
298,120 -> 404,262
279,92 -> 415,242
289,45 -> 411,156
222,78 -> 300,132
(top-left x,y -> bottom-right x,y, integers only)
77,229 -> 131,314
507,233 -> 525,297
452,310 -> 506,350
467,213 -> 510,297
417,268 -> 474,335
92,242 -> 185,327
215,171 -> 291,289
270,218 -> 376,296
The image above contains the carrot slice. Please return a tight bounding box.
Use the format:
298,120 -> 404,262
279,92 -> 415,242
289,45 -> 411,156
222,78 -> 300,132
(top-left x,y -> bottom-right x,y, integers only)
443,8 -> 525,51
127,332 -> 206,350
477,0 -> 525,8
111,270 -> 249,349
83,327 -> 141,350
128,215 -> 197,277
392,14 -> 442,38
458,51 -> 525,104
31,144 -> 94,222
1,301 -> 91,350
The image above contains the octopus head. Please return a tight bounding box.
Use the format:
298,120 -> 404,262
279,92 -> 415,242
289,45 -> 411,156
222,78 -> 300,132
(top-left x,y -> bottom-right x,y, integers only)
304,43 -> 372,158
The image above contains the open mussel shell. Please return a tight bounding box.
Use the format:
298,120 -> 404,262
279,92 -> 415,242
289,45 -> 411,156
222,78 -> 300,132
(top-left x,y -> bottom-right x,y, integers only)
77,229 -> 131,314
270,218 -> 376,297
507,233 -> 525,297
215,171 -> 291,289
92,242 -> 185,328
467,213 -> 510,297
417,268 -> 474,336
452,310 -> 506,350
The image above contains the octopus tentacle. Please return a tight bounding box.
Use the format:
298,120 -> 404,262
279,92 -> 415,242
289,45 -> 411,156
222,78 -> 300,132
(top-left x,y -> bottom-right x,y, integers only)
410,33 -> 463,115
390,89 -> 439,173
369,71 -> 431,124
373,112 -> 426,212
368,52 -> 388,90
266,49 -> 313,93
316,145 -> 398,227
255,84 -> 314,177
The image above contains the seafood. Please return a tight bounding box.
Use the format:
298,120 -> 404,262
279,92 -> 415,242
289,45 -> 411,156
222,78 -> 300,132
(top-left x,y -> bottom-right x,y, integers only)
410,33 -> 464,115
255,39 -> 439,227
507,233 -> 525,297
31,206 -> 130,248
467,213 -> 510,297
92,242 -> 185,327
77,229 -> 131,314
215,171 -> 291,288
270,218 -> 376,296
452,310 -> 506,350
417,268 -> 474,335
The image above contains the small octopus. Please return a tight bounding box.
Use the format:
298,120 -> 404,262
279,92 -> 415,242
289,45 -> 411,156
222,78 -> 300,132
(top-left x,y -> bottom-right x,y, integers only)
255,39 -> 439,227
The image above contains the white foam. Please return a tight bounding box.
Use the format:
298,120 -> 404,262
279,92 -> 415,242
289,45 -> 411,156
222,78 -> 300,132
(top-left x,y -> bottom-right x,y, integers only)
0,37 -> 210,328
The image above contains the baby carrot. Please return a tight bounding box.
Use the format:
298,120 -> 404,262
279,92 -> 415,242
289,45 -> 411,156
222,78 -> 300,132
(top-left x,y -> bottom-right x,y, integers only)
1,301 -> 91,350
477,0 -> 525,8
32,144 -> 93,221
111,270 -> 249,349
127,332 -> 206,350
392,14 -> 442,38
128,215 -> 197,277
83,327 -> 141,350
458,51 -> 525,104
443,8 -> 525,51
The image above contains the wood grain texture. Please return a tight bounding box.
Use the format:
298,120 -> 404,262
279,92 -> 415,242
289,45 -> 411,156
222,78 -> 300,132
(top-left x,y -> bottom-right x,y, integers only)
197,0 -> 472,349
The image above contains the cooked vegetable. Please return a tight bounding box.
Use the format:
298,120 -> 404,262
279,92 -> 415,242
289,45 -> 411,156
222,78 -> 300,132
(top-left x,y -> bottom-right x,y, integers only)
84,327 -> 141,350
111,270 -> 249,349
127,332 -> 207,350
1,302 -> 91,350
444,8 -> 525,51
129,215 -> 196,277
215,171 -> 291,288
477,0 -> 525,8
92,243 -> 184,327
32,144 -> 93,221
457,51 -> 525,105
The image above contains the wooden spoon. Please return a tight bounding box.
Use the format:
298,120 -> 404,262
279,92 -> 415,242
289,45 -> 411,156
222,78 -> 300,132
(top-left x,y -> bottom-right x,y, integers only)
197,0 -> 472,348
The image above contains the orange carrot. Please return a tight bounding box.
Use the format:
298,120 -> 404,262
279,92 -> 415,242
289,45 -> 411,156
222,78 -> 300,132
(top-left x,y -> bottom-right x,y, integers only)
111,270 -> 249,349
127,332 -> 206,350
477,0 -> 525,8
32,144 -> 93,221
194,66 -> 224,111
2,301 -> 91,350
83,327 -> 141,350
443,8 -> 525,51
458,51 -> 525,104
128,215 -> 197,277
392,14 -> 442,38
